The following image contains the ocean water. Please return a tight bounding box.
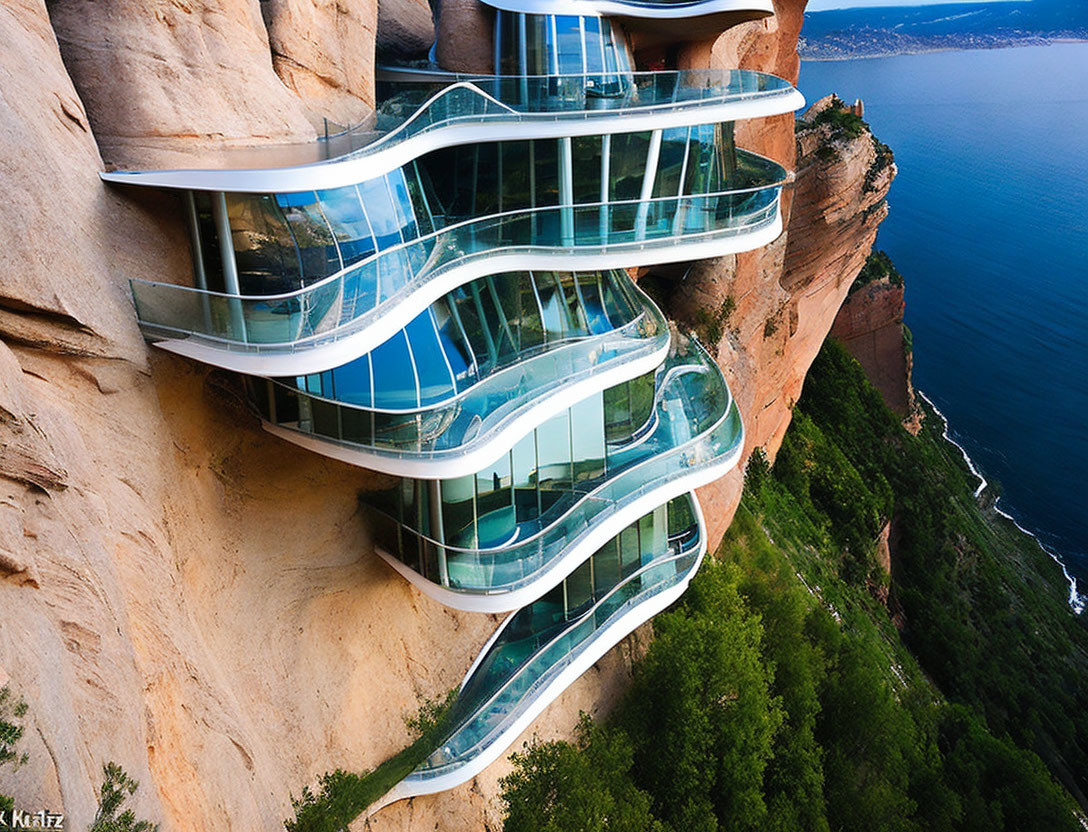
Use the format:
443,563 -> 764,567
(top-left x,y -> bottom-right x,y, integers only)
799,44 -> 1088,591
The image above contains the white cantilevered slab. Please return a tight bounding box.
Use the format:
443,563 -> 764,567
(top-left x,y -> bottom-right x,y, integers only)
371,426 -> 740,612
100,87 -> 804,193
142,211 -> 783,376
370,493 -> 709,809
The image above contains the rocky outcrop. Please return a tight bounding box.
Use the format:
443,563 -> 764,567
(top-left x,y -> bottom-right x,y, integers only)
0,1 -> 897,829
377,0 -> 436,61
830,277 -> 916,418
262,0 -> 378,124
435,0 -> 494,73
44,0 -> 318,167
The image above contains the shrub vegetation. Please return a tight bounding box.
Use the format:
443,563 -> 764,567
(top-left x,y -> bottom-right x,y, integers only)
499,339 -> 1088,831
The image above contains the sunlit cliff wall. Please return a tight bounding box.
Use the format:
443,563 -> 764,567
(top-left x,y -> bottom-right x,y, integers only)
0,1 -> 891,829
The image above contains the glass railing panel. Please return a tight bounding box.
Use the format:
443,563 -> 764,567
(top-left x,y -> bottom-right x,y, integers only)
130,174 -> 784,351
365,339 -> 741,595
410,497 -> 703,779
254,287 -> 667,457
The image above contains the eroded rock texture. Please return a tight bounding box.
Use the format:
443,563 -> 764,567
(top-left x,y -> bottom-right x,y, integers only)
830,278 -> 916,418
262,0 -> 378,124
1,0 -> 895,829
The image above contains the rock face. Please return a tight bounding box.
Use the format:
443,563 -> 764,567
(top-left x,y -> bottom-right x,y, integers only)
45,0 -> 381,168
377,0 -> 436,60
830,278 -> 916,418
0,1 -> 895,830
262,0 -> 378,124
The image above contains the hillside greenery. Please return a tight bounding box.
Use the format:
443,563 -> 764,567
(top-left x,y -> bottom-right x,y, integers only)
500,339 -> 1088,831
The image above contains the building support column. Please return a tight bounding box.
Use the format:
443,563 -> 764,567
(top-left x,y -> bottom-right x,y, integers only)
559,136 -> 574,246
211,191 -> 247,342
635,129 -> 662,241
428,480 -> 450,587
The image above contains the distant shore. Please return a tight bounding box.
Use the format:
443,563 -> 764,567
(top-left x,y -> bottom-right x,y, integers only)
800,35 -> 1088,62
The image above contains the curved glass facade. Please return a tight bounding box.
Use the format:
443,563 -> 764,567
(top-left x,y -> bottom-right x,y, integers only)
106,0 -> 801,805
244,269 -> 670,461
130,147 -> 786,352
363,337 -> 742,596
404,493 -> 703,786
494,12 -> 634,80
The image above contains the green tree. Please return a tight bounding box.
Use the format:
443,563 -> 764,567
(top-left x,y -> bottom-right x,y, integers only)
618,561 -> 783,832
502,714 -> 657,832
0,686 -> 28,817
89,763 -> 158,832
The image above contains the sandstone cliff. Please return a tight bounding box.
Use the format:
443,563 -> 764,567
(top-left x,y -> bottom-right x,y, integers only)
829,250 -> 921,428
0,2 -> 894,829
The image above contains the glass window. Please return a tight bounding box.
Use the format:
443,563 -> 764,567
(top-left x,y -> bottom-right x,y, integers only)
533,139 -> 560,208
570,392 -> 606,484
533,272 -> 569,339
441,475 -> 476,549
357,178 -> 404,251
524,13 -> 549,77
536,408 -> 572,514
619,521 -> 641,577
276,191 -> 340,283
653,128 -> 689,200
451,285 -> 493,374
639,504 -> 666,567
432,298 -> 474,389
475,452 -> 514,548
572,136 -> 604,206
564,559 -> 594,618
592,536 -> 621,595
609,132 -> 651,203
404,163 -> 434,237
317,186 -> 375,266
226,193 -> 301,293
370,330 -> 419,409
560,273 -> 590,334
498,141 -> 536,213
512,431 -> 538,523
405,310 -> 457,406
516,274 -> 546,353
582,16 -> 605,74
576,272 -> 611,334
191,191 -> 225,292
554,16 -> 584,75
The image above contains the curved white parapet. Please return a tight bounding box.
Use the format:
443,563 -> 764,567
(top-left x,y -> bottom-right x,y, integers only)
259,334 -> 671,479
100,83 -> 803,193
373,433 -> 737,612
374,494 -> 708,808
139,208 -> 783,376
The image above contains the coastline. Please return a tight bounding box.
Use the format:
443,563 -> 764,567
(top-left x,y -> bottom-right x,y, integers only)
799,37 -> 1088,62
917,389 -> 1086,616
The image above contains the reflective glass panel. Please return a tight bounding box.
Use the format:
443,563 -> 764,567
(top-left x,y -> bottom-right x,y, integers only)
226,193 -> 301,292
442,476 -> 476,549
570,392 -> 606,483
276,191 -> 340,282
405,310 -> 456,407
475,452 -> 515,548
317,186 -> 376,265
370,330 -> 419,409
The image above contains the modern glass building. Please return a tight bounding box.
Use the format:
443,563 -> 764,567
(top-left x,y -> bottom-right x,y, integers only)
102,0 -> 802,803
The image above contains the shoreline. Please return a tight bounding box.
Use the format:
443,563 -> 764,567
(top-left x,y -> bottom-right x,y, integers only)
917,390 -> 1086,615
800,37 -> 1088,62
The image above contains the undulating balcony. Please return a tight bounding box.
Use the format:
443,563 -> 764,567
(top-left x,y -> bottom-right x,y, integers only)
128,150 -> 786,375
101,70 -> 801,186
245,270 -> 670,477
383,493 -> 705,800
364,336 -> 742,611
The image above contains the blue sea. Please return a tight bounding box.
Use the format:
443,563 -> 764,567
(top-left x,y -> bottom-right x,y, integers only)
799,44 -> 1088,598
